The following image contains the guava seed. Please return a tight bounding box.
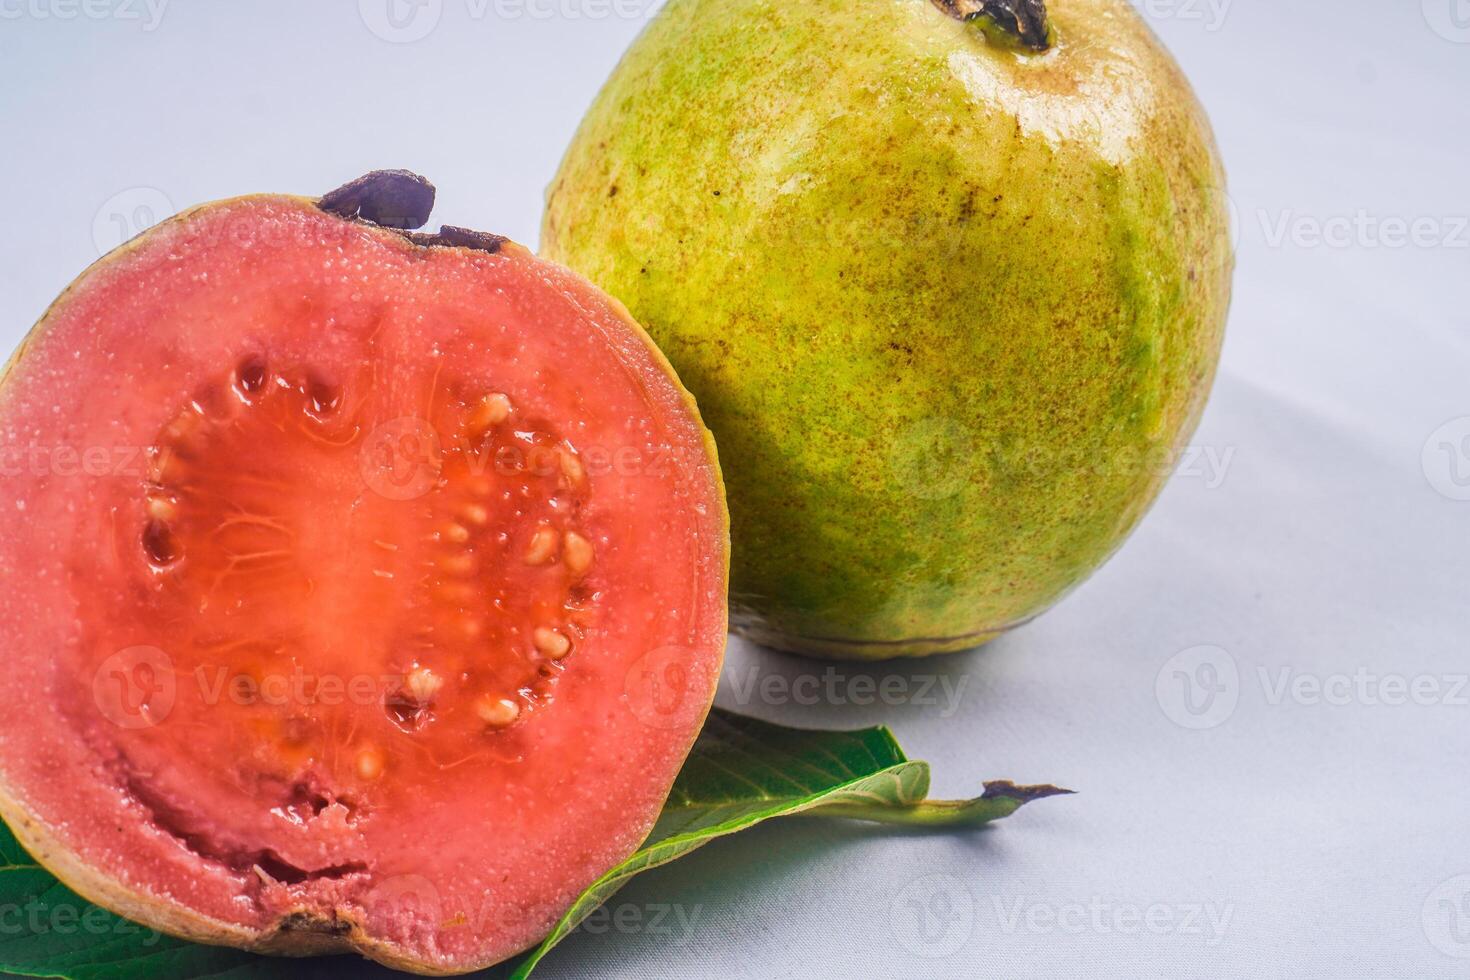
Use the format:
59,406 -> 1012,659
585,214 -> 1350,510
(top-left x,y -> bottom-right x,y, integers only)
475,695 -> 521,728
533,627 -> 571,660
356,746 -> 385,780
563,531 -> 594,576
406,666 -> 443,702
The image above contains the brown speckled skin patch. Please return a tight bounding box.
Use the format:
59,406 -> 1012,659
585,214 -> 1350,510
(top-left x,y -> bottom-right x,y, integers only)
543,0 -> 1232,658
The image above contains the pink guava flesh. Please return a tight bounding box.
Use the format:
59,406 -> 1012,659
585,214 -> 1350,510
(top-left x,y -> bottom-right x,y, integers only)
0,196 -> 727,973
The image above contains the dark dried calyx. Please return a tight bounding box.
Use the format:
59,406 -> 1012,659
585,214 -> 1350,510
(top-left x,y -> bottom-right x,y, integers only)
405,224 -> 507,254
318,171 -> 506,254
931,0 -> 1052,52
318,170 -> 436,230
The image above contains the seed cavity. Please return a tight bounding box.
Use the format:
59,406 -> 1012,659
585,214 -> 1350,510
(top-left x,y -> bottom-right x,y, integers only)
142,519 -> 179,567
563,531 -> 594,577
195,379 -> 253,424
234,356 -> 269,398
533,626 -> 571,660
525,526 -> 559,565
141,360 -> 602,742
384,689 -> 425,730
306,377 -> 343,418
475,695 -> 521,729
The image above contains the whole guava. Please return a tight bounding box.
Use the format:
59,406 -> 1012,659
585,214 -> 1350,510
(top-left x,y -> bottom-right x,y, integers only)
543,0 -> 1232,658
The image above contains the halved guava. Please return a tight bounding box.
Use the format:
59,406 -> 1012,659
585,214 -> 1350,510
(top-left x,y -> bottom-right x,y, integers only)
0,171 -> 727,974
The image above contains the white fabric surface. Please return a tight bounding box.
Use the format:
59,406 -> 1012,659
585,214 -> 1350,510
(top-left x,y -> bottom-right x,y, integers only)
1,1 -> 1466,976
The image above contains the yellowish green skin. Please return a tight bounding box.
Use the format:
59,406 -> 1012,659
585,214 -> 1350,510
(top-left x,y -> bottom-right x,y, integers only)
543,0 -> 1232,659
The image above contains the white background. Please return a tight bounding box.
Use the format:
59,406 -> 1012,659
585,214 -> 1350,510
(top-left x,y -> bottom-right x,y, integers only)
2,0 -> 1468,976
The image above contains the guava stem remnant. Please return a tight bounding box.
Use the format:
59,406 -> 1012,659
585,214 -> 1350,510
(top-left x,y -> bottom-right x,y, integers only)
930,0 -> 1051,52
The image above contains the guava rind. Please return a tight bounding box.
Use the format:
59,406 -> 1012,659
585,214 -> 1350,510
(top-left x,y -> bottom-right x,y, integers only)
543,0 -> 1233,658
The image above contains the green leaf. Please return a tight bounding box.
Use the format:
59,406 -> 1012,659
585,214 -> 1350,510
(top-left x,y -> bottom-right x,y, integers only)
0,867 -> 315,980
0,710 -> 1067,979
505,709 -> 1066,978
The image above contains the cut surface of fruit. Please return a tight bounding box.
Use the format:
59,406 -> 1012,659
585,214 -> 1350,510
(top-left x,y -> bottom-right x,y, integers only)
0,174 -> 727,973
